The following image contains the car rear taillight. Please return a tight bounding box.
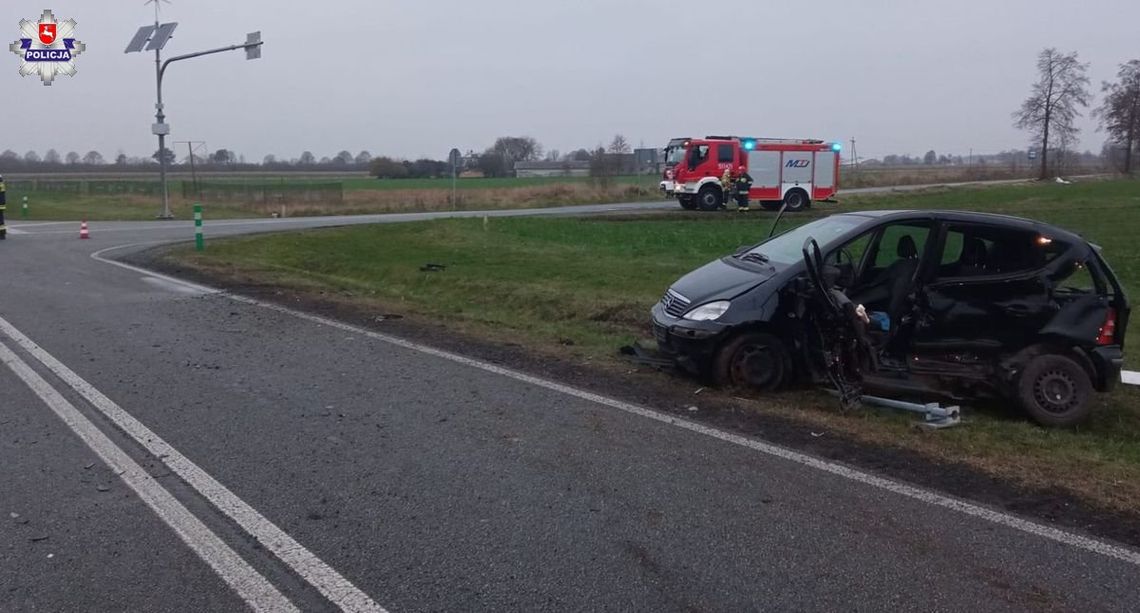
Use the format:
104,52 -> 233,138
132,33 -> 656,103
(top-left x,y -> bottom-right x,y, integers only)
1096,307 -> 1118,346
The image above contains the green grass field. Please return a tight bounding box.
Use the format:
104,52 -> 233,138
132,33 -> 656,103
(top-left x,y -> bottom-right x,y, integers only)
162,178 -> 1140,509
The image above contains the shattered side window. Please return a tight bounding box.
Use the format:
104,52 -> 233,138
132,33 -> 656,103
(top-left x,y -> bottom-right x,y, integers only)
1052,258 -> 1103,295
934,223 -> 1063,279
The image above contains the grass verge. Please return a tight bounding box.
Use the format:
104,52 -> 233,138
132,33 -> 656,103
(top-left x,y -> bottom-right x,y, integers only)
160,178 -> 1140,510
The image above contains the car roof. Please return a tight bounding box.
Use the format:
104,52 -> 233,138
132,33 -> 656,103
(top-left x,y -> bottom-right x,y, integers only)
836,209 -> 1086,243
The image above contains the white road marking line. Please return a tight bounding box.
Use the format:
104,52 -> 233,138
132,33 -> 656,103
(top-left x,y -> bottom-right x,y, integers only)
0,316 -> 386,613
0,338 -> 299,613
1122,370 -> 1140,386
6,228 -> 26,234
88,248 -> 1140,568
90,243 -> 219,295
9,221 -> 73,228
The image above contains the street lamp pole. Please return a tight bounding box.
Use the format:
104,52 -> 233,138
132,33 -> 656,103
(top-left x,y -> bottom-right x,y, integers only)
127,18 -> 261,219
154,20 -> 171,218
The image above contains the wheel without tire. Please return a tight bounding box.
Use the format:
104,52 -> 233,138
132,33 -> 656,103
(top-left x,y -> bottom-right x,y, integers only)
697,185 -> 723,211
679,196 -> 697,210
714,332 -> 792,392
782,189 -> 809,212
1017,354 -> 1093,427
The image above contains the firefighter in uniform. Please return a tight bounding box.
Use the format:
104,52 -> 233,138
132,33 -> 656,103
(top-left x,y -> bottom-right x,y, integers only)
733,165 -> 753,211
719,167 -> 733,210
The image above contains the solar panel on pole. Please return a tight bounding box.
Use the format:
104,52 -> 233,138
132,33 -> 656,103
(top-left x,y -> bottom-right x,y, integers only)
124,25 -> 156,53
145,22 -> 178,51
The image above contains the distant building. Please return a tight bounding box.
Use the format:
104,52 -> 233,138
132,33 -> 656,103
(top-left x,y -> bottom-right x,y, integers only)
633,148 -> 662,174
514,160 -> 590,178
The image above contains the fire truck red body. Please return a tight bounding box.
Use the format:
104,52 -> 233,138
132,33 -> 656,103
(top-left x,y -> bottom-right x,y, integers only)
665,136 -> 842,212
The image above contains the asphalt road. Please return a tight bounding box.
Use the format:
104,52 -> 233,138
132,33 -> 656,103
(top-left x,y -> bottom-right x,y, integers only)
2,196 -> 1138,611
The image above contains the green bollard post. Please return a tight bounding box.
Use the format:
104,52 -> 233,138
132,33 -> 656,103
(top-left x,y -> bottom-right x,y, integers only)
21,196 -> 28,219
194,203 -> 204,251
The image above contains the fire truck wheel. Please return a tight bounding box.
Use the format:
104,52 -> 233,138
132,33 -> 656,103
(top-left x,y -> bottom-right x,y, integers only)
783,189 -> 810,212
697,186 -> 723,211
678,196 -> 697,210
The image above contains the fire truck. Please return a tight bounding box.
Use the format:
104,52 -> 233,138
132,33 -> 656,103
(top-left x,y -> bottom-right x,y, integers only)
668,136 -> 842,212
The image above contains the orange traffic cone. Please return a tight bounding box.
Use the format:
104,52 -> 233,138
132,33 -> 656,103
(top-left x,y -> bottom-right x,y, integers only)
79,220 -> 90,239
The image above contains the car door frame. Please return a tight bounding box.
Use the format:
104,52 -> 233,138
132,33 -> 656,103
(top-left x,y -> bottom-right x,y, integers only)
911,218 -> 1060,354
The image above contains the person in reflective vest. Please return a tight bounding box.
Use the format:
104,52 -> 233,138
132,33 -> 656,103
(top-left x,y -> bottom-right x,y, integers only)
719,167 -> 733,210
733,165 -> 753,212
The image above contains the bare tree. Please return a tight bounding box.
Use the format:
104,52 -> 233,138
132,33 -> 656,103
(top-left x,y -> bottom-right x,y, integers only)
1013,48 -> 1091,179
82,150 -> 104,165
298,151 -> 316,165
65,151 -> 81,164
44,148 -> 61,164
1094,59 -> 1140,174
24,150 -> 40,163
608,134 -> 630,154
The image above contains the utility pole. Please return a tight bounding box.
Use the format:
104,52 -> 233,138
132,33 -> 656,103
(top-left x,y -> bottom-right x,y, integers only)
175,140 -> 206,198
850,137 -> 859,172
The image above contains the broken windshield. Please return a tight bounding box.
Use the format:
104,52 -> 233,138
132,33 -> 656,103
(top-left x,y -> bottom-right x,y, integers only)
742,215 -> 867,265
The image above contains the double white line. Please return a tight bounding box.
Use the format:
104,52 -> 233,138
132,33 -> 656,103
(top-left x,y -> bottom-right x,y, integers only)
0,314 -> 386,612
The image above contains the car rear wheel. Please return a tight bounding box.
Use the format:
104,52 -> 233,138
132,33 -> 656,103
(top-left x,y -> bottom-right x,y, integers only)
678,196 -> 697,210
714,332 -> 792,392
697,185 -> 723,211
1017,354 -> 1093,427
783,189 -> 810,212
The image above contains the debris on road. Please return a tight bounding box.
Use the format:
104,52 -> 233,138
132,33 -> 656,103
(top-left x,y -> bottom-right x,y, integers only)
419,263 -> 446,272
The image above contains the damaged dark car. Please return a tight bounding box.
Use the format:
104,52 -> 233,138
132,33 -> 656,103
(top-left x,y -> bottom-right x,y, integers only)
651,210 -> 1130,427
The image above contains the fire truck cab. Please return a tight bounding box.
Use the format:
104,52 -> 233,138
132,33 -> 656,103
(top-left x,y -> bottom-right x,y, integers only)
671,136 -> 842,212
659,137 -> 691,196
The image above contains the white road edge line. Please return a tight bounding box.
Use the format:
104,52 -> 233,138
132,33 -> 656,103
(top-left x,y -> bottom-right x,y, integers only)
89,243 -> 1140,569
0,315 -> 386,613
0,338 -> 299,613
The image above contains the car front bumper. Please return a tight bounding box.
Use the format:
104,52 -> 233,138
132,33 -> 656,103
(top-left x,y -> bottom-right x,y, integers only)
650,303 -> 728,372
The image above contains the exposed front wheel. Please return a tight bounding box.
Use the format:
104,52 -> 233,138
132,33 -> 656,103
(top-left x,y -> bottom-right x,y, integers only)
697,186 -> 724,211
713,332 -> 792,392
678,196 -> 697,210
1017,354 -> 1093,427
783,189 -> 810,212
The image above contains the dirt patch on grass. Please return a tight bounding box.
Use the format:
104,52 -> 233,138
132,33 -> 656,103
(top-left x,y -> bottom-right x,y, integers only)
132,243 -> 1140,548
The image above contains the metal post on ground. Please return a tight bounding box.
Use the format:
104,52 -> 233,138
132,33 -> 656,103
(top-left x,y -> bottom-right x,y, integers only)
193,203 -> 204,251
0,175 -> 7,240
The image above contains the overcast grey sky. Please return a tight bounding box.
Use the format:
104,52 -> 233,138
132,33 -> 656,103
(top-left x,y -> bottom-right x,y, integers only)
3,0 -> 1138,161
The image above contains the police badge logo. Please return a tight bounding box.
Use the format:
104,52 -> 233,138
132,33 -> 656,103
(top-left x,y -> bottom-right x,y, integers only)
9,9 -> 86,86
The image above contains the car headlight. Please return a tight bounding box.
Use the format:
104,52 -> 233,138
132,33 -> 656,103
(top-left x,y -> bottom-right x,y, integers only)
683,301 -> 730,321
